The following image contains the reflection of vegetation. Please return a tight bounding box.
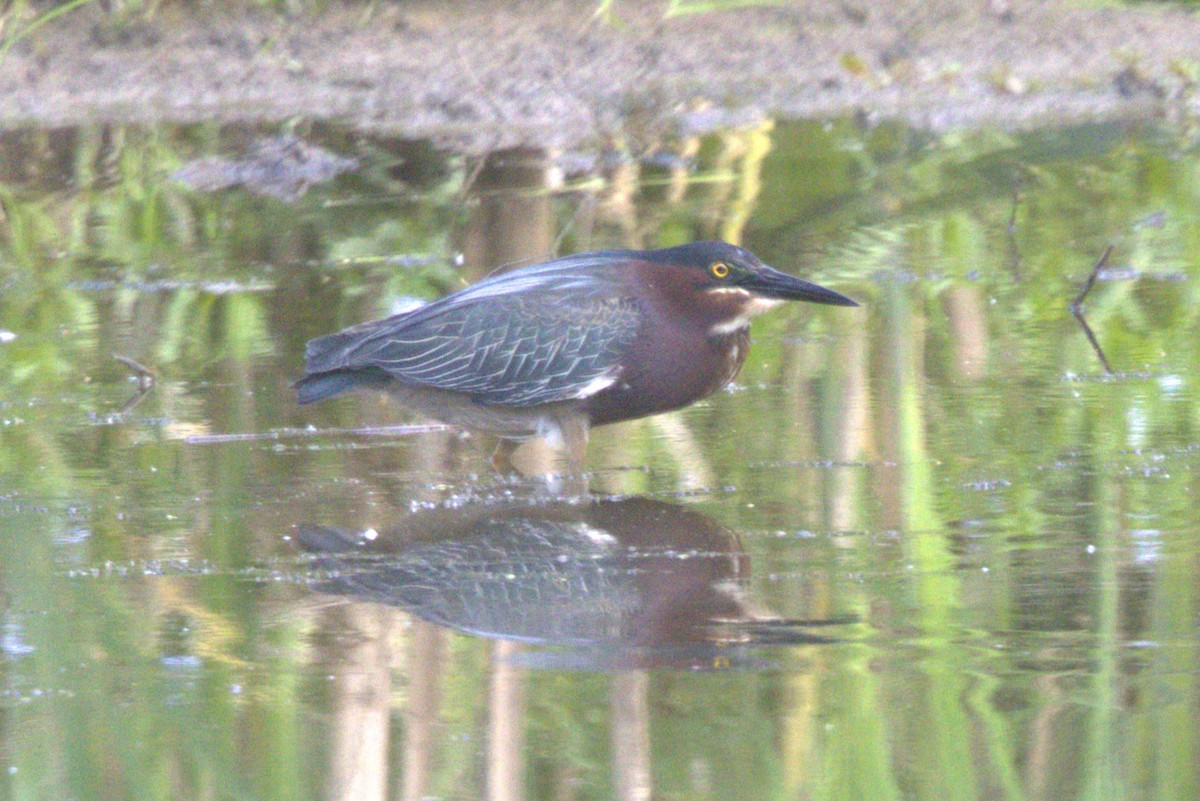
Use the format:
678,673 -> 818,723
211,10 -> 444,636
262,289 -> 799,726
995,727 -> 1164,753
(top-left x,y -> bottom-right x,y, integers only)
3,118 -> 1200,800
593,0 -> 779,24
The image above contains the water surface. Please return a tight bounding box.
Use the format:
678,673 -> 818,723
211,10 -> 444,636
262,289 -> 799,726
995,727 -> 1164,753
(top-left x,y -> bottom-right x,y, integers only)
1,119 -> 1198,800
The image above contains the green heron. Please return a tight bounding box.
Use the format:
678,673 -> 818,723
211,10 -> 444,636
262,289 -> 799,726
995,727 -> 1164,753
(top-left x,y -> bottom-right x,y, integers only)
296,241 -> 857,464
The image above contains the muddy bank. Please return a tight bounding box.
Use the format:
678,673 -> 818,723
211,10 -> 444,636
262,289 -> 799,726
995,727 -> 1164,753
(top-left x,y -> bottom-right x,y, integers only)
2,0 -> 1199,148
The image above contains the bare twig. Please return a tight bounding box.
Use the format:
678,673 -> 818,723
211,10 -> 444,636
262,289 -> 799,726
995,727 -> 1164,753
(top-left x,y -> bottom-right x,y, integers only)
114,384 -> 154,418
453,39 -> 508,127
113,354 -> 155,389
455,154 -> 488,210
552,190 -> 598,255
1070,244 -> 1114,374
445,40 -> 507,268
1070,244 -> 1111,313
107,354 -> 157,419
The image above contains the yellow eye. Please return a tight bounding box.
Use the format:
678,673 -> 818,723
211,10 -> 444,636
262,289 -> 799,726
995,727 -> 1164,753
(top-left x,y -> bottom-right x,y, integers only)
710,262 -> 730,279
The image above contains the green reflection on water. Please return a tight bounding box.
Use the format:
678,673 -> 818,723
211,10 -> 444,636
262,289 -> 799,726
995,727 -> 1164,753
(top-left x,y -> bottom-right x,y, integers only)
1,119 -> 1198,800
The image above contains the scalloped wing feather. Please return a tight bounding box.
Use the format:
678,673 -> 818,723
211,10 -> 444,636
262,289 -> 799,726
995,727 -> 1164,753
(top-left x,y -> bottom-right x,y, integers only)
303,253 -> 645,408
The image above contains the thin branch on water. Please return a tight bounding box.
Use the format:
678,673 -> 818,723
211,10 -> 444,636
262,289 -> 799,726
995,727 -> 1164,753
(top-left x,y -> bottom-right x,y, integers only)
1069,244 -> 1114,374
113,354 -> 155,390
113,384 -> 154,418
1071,244 -> 1111,312
109,354 -> 157,418
456,154 -> 488,208
184,423 -> 450,445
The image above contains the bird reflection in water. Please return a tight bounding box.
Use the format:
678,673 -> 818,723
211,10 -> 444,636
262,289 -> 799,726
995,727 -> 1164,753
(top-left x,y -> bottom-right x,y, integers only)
297,496 -> 850,670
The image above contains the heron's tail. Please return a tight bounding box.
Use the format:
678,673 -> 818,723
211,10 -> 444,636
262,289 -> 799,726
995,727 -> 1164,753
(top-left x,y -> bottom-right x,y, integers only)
294,370 -> 360,405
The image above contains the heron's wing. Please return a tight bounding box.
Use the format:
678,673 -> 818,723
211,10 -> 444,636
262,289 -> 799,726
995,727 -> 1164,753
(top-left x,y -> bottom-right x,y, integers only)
305,278 -> 643,407
305,251 -> 635,372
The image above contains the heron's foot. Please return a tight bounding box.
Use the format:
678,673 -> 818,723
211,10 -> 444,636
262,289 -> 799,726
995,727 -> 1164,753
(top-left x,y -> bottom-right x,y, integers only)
490,439 -> 521,474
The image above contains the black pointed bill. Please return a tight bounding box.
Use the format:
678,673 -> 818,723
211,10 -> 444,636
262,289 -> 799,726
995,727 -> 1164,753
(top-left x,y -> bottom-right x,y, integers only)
745,266 -> 859,306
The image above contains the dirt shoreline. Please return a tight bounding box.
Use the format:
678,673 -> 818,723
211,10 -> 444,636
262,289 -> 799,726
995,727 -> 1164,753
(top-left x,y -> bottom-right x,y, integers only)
2,1 -> 1199,148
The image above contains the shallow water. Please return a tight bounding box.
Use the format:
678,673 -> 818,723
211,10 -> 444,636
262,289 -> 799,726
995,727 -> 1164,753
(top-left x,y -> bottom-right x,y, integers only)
1,118 -> 1198,800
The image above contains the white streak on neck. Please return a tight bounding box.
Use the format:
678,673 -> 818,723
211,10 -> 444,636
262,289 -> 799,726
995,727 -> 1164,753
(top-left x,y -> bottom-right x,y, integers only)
706,297 -> 783,336
704,287 -> 754,299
